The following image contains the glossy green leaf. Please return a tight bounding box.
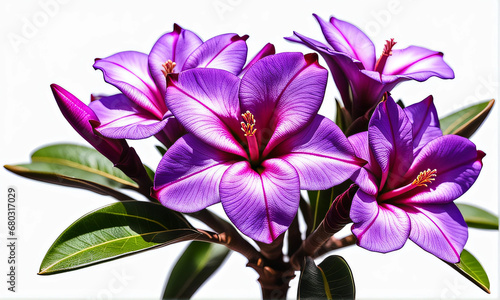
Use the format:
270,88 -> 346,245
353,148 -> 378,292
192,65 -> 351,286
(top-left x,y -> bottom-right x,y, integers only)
307,188 -> 334,232
440,99 -> 494,138
298,255 -> 355,300
143,164 -> 155,183
5,143 -> 137,189
39,201 -> 199,275
4,164 -> 132,201
156,145 -> 167,156
446,249 -> 490,294
162,241 -> 231,299
457,204 -> 498,230
335,99 -> 350,132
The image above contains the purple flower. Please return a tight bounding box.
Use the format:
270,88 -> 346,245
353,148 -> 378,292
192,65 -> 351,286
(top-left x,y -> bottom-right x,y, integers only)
90,24 -> 275,147
286,14 -> 454,120
348,95 -> 484,263
152,52 -> 365,243
51,84 -> 127,163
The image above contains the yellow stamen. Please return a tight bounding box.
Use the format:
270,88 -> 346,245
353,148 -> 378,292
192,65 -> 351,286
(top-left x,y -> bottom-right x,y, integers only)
241,111 -> 257,136
161,60 -> 177,77
412,169 -> 437,187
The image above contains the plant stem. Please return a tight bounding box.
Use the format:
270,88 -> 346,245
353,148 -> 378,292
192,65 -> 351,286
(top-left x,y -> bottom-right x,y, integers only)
313,234 -> 357,258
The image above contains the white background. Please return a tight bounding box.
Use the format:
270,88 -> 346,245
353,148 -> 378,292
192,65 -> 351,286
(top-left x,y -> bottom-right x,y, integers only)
0,0 -> 498,299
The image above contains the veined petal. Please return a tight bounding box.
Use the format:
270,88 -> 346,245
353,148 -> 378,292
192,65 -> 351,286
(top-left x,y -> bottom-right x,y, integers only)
182,33 -> 248,75
369,96 -> 413,190
382,46 -> 455,80
351,190 -> 410,252
89,94 -> 168,139
314,14 -> 376,70
148,24 -> 203,97
404,96 -> 442,156
165,69 -> 247,158
155,117 -> 186,148
50,84 -> 126,163
397,135 -> 484,204
405,203 -> 467,263
349,132 -> 379,195
153,133 -> 235,212
93,51 -> 165,118
220,159 -> 300,243
239,52 -> 327,157
238,43 -> 275,77
273,115 -> 365,190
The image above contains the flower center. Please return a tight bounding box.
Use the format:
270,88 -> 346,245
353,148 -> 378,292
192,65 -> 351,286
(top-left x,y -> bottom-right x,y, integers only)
374,38 -> 396,74
378,168 -> 437,201
241,111 -> 259,162
161,60 -> 177,77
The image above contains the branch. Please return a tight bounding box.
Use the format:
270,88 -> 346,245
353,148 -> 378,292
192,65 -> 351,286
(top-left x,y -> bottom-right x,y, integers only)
313,234 -> 357,258
189,209 -> 261,262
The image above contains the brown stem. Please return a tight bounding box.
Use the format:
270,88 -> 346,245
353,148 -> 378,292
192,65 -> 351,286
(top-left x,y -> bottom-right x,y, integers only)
299,196 -> 313,235
313,234 -> 357,258
194,229 -> 261,262
189,210 -> 261,262
289,220 -> 337,270
287,215 -> 301,257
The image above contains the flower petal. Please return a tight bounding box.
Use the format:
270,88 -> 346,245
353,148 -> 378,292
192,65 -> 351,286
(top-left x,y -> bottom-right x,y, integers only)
182,33 -> 248,75
220,159 -> 300,243
397,135 -> 484,204
369,96 -> 413,190
350,190 -> 410,252
273,115 -> 365,190
383,46 -> 455,80
404,95 -> 442,156
314,14 -> 376,70
50,84 -> 126,163
349,131 -> 380,195
148,24 -> 203,97
165,69 -> 247,158
89,94 -> 169,139
238,43 -> 275,78
239,52 -> 327,157
154,117 -> 186,148
153,133 -> 235,212
93,51 -> 165,118
406,203 -> 467,263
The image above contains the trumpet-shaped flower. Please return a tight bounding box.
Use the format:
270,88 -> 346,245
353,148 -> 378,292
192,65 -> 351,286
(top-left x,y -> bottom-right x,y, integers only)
90,24 -> 274,146
287,14 -> 454,120
153,52 -> 365,243
349,95 -> 484,263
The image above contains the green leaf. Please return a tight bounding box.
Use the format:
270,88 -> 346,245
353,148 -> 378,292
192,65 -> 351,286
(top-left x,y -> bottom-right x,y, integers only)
156,145 -> 167,156
396,99 -> 405,109
162,241 -> 230,299
440,99 -> 495,138
446,249 -> 490,294
6,143 -> 137,188
143,164 -> 155,183
307,188 -> 334,232
457,204 -> 498,230
4,164 -> 132,201
39,201 -> 199,275
335,99 -> 351,132
298,255 -> 355,300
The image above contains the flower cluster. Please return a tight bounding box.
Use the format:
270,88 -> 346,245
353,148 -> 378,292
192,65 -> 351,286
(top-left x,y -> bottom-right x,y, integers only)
51,16 -> 484,263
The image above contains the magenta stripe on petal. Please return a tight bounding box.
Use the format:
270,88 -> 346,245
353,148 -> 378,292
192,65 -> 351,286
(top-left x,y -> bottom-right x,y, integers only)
351,190 -> 410,252
153,134 -> 234,212
273,115 -> 365,190
405,203 -> 467,263
94,51 -> 165,118
404,96 -> 442,156
220,159 -> 299,243
165,69 -> 247,158
182,33 -> 248,75
239,52 -> 328,157
148,24 -> 203,97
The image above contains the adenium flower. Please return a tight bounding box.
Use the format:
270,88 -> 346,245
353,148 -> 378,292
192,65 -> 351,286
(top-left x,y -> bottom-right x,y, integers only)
91,24 -> 274,147
51,84 -> 151,189
153,52 -> 365,243
348,95 -> 484,263
286,14 -> 454,120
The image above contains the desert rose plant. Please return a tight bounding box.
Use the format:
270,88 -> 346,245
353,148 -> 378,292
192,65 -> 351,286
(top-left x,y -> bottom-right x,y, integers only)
5,14 -> 497,300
